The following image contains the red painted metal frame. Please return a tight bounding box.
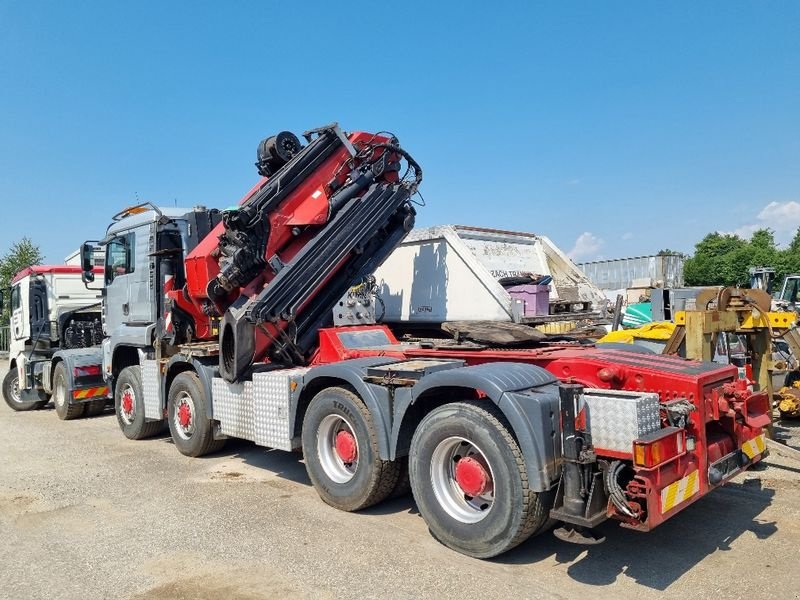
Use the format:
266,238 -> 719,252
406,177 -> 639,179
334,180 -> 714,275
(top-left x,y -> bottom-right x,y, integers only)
171,131 -> 398,341
312,325 -> 768,531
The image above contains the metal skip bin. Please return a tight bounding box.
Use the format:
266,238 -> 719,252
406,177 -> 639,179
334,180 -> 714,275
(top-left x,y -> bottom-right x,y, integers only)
372,225 -> 608,325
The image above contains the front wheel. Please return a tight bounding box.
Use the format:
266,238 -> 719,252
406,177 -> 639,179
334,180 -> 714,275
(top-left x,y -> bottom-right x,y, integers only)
115,365 -> 162,439
3,368 -> 46,411
167,371 -> 225,457
302,387 -> 400,511
409,400 -> 550,558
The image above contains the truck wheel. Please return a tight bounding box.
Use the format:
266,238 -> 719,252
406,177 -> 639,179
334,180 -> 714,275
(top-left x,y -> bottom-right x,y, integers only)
2,368 -> 47,411
53,363 -> 86,420
167,371 -> 225,457
302,387 -> 400,511
115,366 -> 162,439
85,399 -> 108,417
409,400 -> 549,558
389,456 -> 412,499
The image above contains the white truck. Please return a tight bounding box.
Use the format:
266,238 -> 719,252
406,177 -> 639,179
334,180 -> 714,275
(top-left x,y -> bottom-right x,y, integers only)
2,265 -> 106,417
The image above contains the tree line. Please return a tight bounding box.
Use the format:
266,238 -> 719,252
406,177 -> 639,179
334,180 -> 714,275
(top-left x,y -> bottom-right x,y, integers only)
0,237 -> 44,327
684,228 -> 800,288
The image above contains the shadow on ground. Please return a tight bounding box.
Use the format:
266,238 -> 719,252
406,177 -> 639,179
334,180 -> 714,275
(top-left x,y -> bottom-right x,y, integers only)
496,479 -> 776,590
195,439 -> 779,591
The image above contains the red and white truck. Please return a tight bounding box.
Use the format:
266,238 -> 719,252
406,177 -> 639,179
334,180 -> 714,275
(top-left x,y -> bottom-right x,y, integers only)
21,122 -> 767,558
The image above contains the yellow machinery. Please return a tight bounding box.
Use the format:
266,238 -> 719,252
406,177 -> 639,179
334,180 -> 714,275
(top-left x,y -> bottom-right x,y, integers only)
599,286 -> 800,421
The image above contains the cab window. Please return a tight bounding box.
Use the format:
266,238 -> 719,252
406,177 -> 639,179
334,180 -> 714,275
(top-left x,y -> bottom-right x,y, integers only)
105,233 -> 135,283
10,285 -> 20,311
782,278 -> 800,303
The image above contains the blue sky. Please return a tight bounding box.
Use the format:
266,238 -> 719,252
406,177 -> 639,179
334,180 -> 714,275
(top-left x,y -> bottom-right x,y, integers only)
1,2 -> 798,264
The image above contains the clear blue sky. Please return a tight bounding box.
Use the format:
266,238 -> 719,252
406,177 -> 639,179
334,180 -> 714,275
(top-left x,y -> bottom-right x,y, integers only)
1,2 -> 798,264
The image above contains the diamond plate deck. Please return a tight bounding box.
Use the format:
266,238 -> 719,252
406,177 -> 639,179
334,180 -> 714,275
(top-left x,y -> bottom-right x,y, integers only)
583,388 -> 660,453
213,368 -> 308,451
142,360 -> 162,420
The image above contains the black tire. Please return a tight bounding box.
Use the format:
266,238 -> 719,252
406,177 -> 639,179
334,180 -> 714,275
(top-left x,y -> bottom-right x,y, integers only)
53,363 -> 86,420
409,400 -> 549,558
85,399 -> 108,417
167,371 -> 225,457
302,387 -> 400,512
3,368 -> 46,411
115,365 -> 162,439
389,456 -> 412,499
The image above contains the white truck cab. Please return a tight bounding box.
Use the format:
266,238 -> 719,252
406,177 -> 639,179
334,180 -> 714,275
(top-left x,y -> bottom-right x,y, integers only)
3,266 -> 103,414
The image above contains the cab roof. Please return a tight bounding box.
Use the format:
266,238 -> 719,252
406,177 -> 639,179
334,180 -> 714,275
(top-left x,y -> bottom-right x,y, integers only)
11,265 -> 102,285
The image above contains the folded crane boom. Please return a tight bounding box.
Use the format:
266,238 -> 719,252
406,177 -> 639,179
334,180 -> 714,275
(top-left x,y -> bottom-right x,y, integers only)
169,125 -> 421,380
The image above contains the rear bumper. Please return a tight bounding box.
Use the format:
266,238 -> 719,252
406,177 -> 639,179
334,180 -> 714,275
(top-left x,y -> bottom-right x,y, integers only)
623,432 -> 768,531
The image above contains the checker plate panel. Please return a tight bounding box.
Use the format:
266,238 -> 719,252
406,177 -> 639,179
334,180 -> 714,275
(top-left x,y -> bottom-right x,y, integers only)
142,360 -> 162,420
213,368 -> 308,451
583,388 -> 660,453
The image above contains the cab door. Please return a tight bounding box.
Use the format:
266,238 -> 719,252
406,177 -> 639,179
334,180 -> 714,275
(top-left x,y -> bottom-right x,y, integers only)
103,233 -> 135,335
10,283 -> 28,341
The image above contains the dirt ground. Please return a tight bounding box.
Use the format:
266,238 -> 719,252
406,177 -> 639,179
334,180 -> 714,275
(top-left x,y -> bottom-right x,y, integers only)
2,366 -> 800,600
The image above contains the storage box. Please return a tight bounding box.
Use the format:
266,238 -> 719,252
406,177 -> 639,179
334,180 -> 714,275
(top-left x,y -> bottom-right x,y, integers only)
506,284 -> 550,316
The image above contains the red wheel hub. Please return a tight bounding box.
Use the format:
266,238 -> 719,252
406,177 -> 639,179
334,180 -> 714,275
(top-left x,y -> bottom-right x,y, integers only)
454,456 -> 491,497
334,430 -> 357,463
178,403 -> 192,428
121,391 -> 133,415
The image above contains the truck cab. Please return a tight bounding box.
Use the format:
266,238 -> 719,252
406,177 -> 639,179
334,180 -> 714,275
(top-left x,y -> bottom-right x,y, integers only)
2,266 -> 102,412
93,204 -> 221,394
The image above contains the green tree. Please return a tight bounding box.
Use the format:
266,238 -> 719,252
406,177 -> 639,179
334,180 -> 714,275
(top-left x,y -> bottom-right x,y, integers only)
0,237 -> 44,326
684,232 -> 749,286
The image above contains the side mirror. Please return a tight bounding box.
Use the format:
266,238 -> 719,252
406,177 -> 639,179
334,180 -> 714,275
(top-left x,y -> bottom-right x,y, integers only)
81,242 -> 96,283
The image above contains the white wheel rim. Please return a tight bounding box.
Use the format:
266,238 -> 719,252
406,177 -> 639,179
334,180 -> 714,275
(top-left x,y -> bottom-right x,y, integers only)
53,376 -> 66,408
8,373 -> 22,404
119,383 -> 136,425
430,436 -> 495,523
173,390 -> 196,440
317,414 -> 359,484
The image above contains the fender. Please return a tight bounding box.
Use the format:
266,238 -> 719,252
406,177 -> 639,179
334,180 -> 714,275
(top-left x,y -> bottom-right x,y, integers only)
49,347 -> 106,403
164,355 -> 219,417
303,357 -> 401,460
408,362 -> 563,492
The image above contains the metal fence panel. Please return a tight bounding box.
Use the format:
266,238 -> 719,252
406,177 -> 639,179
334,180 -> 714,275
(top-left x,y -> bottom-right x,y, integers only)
0,326 -> 8,353
577,255 -> 685,290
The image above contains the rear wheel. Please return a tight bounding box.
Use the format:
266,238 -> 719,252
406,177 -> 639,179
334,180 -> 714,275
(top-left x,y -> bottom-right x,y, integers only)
302,387 -> 400,511
53,363 -> 86,420
3,368 -> 46,411
115,365 -> 162,439
167,371 -> 225,457
409,400 -> 549,558
85,399 -> 108,417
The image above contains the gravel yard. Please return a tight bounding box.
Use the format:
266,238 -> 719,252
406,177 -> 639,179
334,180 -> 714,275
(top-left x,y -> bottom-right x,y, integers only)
2,366 -> 799,600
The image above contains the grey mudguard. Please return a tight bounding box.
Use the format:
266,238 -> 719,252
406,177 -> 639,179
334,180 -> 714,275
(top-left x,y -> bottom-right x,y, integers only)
51,347 -> 105,389
302,357 -> 400,459
409,362 -> 562,492
165,355 -> 219,416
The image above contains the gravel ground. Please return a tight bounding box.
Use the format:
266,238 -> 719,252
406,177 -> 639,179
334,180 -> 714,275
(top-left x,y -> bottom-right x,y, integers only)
2,367 -> 800,600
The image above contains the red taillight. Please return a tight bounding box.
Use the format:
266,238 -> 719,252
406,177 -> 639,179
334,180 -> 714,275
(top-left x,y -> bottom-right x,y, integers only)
633,427 -> 686,469
74,364 -> 101,378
